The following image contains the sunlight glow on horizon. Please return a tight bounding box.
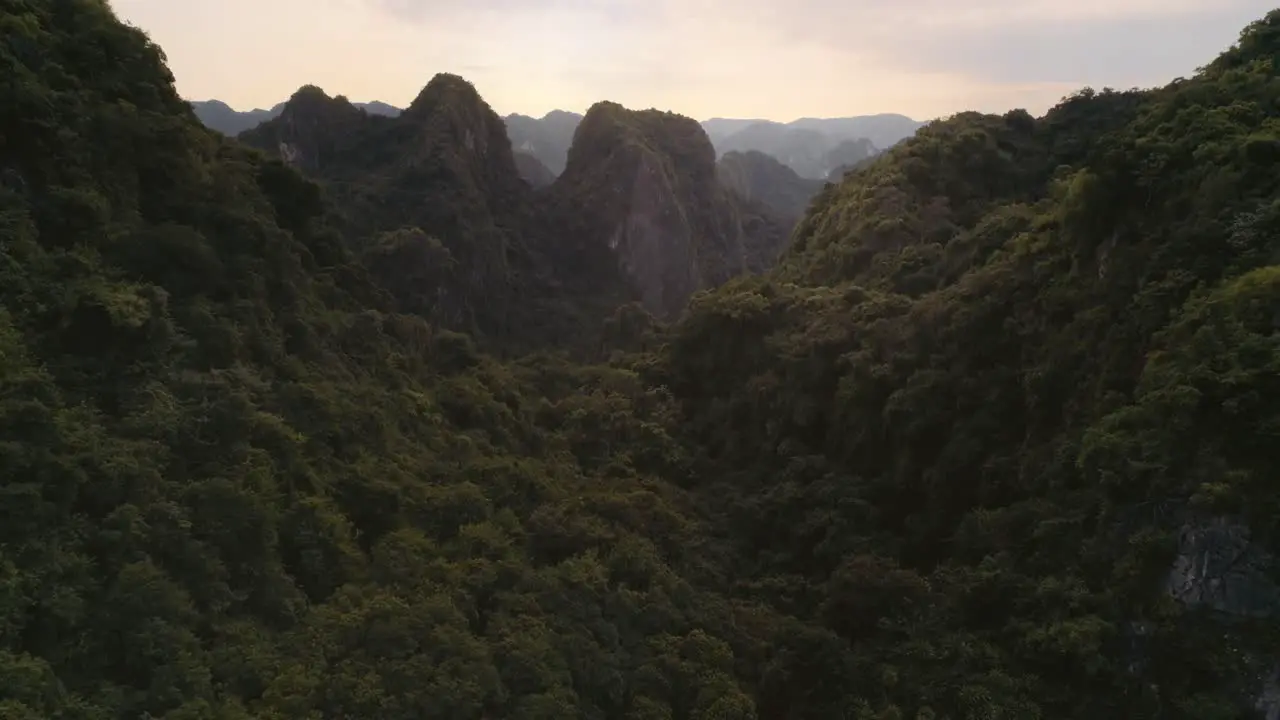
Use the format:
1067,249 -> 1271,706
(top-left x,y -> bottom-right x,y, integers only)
111,0 -> 1271,121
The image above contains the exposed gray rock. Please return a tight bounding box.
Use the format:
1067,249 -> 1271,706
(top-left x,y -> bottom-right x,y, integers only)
1166,517 -> 1279,618
1165,517 -> 1280,719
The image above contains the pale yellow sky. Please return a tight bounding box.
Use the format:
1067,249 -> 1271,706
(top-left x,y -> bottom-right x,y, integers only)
111,0 -> 1271,121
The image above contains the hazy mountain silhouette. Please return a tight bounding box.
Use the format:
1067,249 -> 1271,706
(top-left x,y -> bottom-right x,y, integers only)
189,98 -> 399,136
188,97 -> 922,181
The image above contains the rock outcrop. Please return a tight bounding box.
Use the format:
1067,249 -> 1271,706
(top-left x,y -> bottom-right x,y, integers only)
550,102 -> 789,318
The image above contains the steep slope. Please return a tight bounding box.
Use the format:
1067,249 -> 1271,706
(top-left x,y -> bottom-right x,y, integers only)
702,114 -> 922,151
789,112 -> 925,149
514,150 -> 556,188
716,150 -> 825,227
239,78 -> 629,348
0,3 -> 780,719
503,109 -> 583,175
654,12 -> 1280,718
550,102 -> 790,318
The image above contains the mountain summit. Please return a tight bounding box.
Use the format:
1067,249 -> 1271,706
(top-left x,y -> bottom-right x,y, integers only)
238,74 -> 620,346
549,102 -> 789,317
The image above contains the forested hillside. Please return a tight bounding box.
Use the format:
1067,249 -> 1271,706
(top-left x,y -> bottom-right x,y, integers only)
657,14 -> 1280,716
3,2 -> 1280,720
237,79 -> 634,350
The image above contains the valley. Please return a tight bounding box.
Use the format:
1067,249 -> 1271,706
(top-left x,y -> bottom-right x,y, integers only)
3,1 -> 1280,719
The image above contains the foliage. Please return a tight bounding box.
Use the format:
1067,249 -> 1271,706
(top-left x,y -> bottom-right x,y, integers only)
657,9 -> 1280,717
5,2 -> 1280,720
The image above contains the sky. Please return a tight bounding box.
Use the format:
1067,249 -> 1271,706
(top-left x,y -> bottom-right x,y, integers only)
110,0 -> 1274,122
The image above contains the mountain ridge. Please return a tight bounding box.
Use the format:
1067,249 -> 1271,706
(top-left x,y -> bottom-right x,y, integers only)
237,80 -> 790,330
546,100 -> 790,317
190,96 -> 923,180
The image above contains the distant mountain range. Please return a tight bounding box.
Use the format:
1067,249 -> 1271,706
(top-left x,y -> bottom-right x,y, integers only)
189,99 -> 925,182
504,110 -> 583,176
189,99 -> 399,137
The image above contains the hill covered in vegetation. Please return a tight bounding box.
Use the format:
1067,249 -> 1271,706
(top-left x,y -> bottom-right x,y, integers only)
716,150 -> 826,228
191,98 -> 399,136
240,85 -> 791,325
190,99 -> 911,185
5,1 -> 1280,719
659,13 -> 1280,716
236,78 -> 634,350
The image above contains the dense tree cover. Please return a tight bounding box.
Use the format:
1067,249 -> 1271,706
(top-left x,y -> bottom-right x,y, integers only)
0,2 -> 753,718
5,2 -> 1280,720
238,80 -> 634,353
655,11 -> 1280,717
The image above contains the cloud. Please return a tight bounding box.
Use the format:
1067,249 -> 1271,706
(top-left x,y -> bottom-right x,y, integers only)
637,0 -> 1273,115
369,0 -> 654,27
369,0 -> 520,22
111,0 -> 1277,122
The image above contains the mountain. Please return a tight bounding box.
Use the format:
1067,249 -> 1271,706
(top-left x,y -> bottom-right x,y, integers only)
821,137 -> 878,179
701,116 -> 769,143
0,5 -> 744,719
8,1 -> 1280,719
503,109 -> 583,176
188,99 -> 283,135
659,11 -> 1280,716
190,97 -> 400,135
514,150 -> 556,188
711,116 -> 920,179
190,99 -> 583,179
189,98 -> 919,183
704,114 -> 923,178
548,101 -> 791,318
237,79 -> 629,347
716,150 -> 825,226
787,112 -> 925,149
239,84 -> 792,324
713,122 -> 833,179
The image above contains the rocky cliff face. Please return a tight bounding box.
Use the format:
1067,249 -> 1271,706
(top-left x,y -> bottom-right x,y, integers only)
550,102 -> 788,318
